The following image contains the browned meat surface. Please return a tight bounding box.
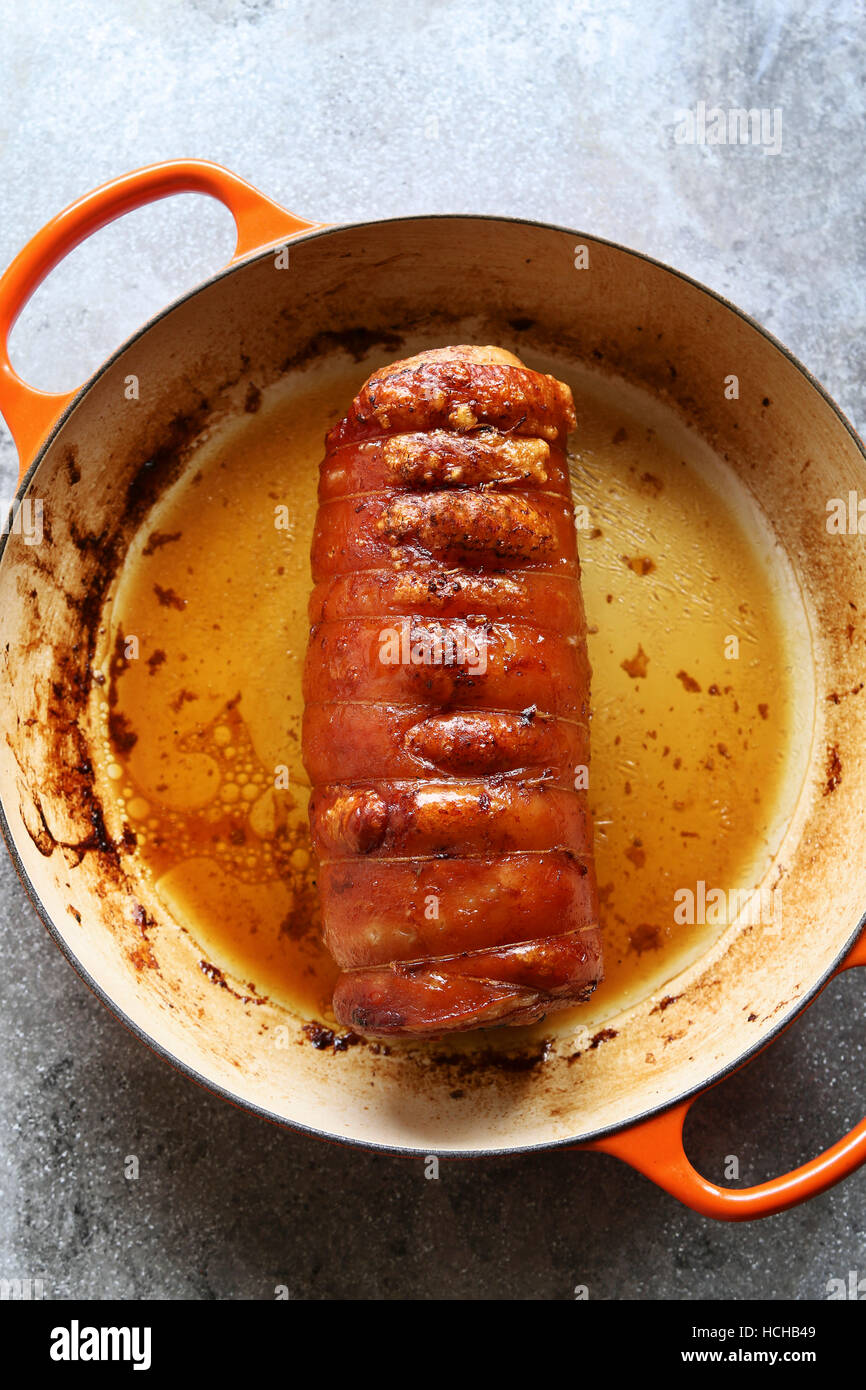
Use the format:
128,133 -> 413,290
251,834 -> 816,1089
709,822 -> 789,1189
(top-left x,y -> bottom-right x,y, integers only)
302,345 -> 602,1036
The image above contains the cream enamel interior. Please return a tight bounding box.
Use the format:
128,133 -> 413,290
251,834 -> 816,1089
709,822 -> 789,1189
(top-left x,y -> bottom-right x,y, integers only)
0,217 -> 864,1152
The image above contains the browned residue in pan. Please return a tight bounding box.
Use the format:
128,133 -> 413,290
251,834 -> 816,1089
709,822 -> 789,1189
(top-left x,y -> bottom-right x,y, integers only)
198,959 -> 266,1007
10,404 -> 214,904
824,744 -> 842,794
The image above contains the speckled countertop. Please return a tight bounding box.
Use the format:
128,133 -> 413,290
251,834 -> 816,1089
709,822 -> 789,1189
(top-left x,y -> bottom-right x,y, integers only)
0,0 -> 863,1300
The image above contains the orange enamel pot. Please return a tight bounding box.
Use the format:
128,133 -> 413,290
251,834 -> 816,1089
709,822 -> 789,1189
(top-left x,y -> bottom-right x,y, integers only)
0,160 -> 863,1220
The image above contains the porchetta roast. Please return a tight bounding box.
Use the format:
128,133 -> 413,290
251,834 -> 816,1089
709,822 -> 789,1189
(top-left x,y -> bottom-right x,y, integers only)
302,346 -> 602,1037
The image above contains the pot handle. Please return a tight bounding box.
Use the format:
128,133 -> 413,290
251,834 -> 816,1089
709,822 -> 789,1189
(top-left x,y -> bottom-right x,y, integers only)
0,159 -> 318,475
586,928 -> 866,1220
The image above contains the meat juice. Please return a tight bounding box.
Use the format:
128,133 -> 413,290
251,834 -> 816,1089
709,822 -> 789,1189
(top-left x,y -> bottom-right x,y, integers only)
91,350 -> 810,1038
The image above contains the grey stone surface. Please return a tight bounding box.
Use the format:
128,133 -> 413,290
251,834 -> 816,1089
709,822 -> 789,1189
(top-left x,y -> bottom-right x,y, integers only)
0,0 -> 863,1300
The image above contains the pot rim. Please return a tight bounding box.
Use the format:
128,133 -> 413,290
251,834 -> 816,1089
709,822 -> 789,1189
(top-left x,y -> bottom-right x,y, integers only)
1,211 -> 864,1155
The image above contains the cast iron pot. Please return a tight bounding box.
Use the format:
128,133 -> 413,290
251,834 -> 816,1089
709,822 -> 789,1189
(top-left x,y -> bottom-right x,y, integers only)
0,160 -> 863,1219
